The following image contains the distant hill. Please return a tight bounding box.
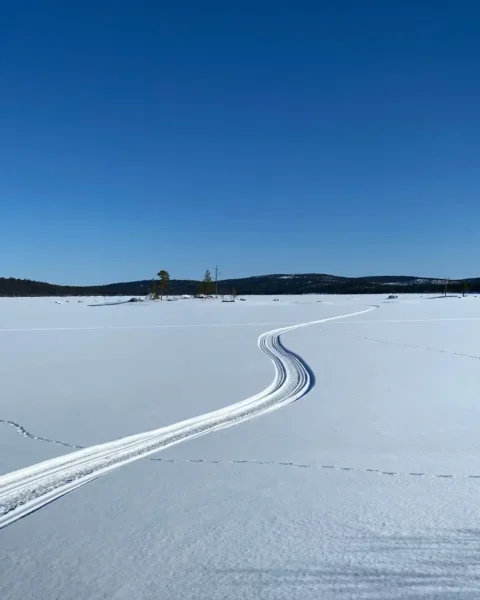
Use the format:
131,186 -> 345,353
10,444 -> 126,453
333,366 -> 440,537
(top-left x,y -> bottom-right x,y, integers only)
1,274 -> 478,297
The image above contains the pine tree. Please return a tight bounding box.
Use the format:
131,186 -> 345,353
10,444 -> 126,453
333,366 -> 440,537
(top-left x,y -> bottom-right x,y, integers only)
157,270 -> 170,300
203,270 -> 213,296
150,278 -> 158,299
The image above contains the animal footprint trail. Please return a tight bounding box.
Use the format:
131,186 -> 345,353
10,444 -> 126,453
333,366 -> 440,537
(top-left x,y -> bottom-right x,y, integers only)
320,329 -> 480,361
2,416 -> 477,491
0,420 -> 83,449
150,457 -> 480,480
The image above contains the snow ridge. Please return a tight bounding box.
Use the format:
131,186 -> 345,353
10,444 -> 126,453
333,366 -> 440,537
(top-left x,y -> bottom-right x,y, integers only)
0,306 -> 375,529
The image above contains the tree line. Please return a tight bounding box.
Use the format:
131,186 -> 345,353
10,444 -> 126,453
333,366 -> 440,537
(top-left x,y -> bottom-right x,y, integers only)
1,274 -> 479,298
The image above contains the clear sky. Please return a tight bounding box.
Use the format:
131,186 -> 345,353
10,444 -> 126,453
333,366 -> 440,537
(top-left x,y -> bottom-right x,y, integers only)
1,1 -> 479,284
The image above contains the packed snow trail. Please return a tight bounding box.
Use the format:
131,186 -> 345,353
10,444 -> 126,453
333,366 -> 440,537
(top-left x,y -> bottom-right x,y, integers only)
0,306 -> 375,528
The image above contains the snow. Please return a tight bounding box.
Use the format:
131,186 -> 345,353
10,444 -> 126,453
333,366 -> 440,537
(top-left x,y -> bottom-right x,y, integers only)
1,294 -> 480,598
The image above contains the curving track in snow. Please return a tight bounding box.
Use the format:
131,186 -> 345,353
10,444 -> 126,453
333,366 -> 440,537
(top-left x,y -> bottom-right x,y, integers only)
0,306 -> 375,528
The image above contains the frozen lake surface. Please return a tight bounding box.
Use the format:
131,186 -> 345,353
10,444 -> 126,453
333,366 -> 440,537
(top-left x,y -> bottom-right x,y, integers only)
2,294 -> 480,599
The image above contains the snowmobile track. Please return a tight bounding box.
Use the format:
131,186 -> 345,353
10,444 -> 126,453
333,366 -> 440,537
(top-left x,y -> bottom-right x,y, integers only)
0,306 -> 375,528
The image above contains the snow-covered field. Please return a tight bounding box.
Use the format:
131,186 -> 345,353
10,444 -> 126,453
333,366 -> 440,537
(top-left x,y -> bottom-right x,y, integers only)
1,294 -> 480,599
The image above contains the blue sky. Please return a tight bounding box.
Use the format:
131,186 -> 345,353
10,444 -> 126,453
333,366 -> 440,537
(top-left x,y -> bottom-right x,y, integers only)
1,1 -> 479,284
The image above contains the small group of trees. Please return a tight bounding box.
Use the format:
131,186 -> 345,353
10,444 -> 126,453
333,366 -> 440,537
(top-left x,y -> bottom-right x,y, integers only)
150,269 -> 170,300
195,270 -> 238,299
197,269 -> 215,297
149,268 -> 222,300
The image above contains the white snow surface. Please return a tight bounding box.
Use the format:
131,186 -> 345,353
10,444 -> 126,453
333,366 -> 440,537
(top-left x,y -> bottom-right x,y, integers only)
1,294 -> 480,598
